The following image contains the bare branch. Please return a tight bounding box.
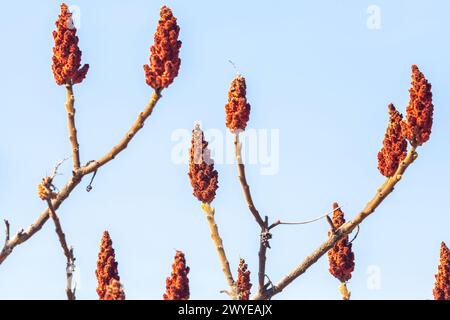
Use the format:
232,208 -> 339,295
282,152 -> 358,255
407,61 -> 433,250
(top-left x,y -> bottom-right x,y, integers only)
268,205 -> 344,230
252,146 -> 418,300
234,133 -> 265,229
0,90 -> 163,266
338,282 -> 350,300
3,220 -> 10,245
65,83 -> 81,170
50,158 -> 69,180
46,200 -> 76,300
326,215 -> 336,233
258,216 -> 269,295
201,203 -> 237,298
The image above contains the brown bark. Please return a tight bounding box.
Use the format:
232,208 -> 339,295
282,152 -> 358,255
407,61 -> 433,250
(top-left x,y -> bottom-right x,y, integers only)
0,90 -> 162,265
47,200 -> 76,300
201,202 -> 237,298
253,146 -> 418,300
65,83 -> 81,170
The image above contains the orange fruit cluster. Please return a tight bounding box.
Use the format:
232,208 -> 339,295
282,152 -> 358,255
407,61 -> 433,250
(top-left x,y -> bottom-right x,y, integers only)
163,250 -> 190,300
51,3 -> 89,85
144,6 -> 182,90
433,242 -> 450,300
377,104 -> 407,177
104,279 -> 126,300
95,231 -> 121,300
237,258 -> 252,300
225,76 -> 251,132
327,203 -> 355,283
401,65 -> 434,146
188,125 -> 219,204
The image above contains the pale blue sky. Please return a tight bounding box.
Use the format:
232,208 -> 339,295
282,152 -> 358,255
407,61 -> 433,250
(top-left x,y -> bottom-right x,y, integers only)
0,0 -> 449,299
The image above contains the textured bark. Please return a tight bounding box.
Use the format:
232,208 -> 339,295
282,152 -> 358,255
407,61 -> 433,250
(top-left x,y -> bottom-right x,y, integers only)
201,203 -> 236,298
253,146 -> 418,300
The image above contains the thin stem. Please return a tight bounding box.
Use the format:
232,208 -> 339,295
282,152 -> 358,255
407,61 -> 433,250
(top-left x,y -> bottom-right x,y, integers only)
46,200 -> 76,300
339,282 -> 350,300
65,83 -> 81,170
258,216 -> 269,295
201,202 -> 237,298
3,220 -> 10,245
234,132 -> 270,295
234,133 -> 265,228
253,146 -> 418,300
268,205 -> 344,230
0,90 -> 163,265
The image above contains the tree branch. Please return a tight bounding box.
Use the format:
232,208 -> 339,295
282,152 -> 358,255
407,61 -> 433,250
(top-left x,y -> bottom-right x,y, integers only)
234,133 -> 265,228
252,145 -> 418,300
3,220 -> 10,246
46,200 -> 76,300
258,216 -> 269,295
0,89 -> 163,265
65,82 -> 81,170
268,205 -> 344,230
201,202 -> 237,298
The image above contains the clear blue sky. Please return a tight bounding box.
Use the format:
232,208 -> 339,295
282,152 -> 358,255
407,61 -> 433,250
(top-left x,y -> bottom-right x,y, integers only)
0,0 -> 449,300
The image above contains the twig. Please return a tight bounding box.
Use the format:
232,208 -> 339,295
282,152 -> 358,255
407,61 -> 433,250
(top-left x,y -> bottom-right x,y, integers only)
0,90 -> 163,265
258,216 -> 269,295
234,132 -> 270,295
86,168 -> 97,192
263,274 -> 274,291
228,60 -> 240,76
268,205 -> 344,230
201,202 -> 237,299
349,225 -> 360,244
326,215 -> 336,233
234,133 -> 265,228
252,146 -> 418,300
3,220 -> 10,245
65,82 -> 81,170
46,200 -> 76,300
339,282 -> 350,300
50,158 -> 68,180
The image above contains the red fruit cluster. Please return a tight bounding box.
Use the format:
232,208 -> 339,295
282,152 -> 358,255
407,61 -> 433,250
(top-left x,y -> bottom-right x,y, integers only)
433,242 -> 450,300
144,6 -> 182,90
163,250 -> 190,300
401,65 -> 434,146
327,203 -> 355,283
51,3 -> 89,85
225,76 -> 251,132
377,104 -> 407,177
237,258 -> 252,300
188,124 -> 219,204
96,231 -> 121,300
104,279 -> 126,300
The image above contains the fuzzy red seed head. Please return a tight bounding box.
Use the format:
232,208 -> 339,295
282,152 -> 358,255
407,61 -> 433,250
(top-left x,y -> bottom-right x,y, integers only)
433,242 -> 450,300
377,103 -> 407,177
237,258 -> 252,300
188,124 -> 219,204
163,250 -> 190,300
225,76 -> 251,132
327,203 -> 355,283
401,65 -> 434,146
144,6 -> 182,90
95,231 -> 121,300
104,279 -> 126,300
51,3 -> 89,85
